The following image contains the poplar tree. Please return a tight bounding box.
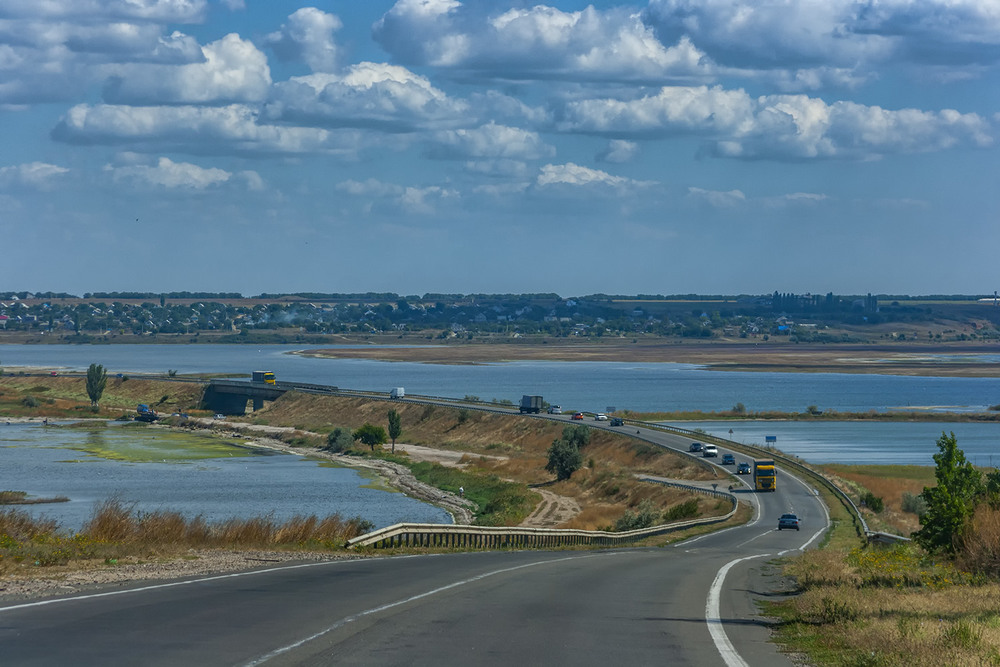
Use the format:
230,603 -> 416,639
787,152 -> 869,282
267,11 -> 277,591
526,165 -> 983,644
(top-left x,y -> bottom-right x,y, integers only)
86,363 -> 107,409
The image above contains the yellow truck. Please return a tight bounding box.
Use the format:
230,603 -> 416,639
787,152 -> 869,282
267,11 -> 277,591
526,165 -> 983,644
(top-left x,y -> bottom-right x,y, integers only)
753,458 -> 777,491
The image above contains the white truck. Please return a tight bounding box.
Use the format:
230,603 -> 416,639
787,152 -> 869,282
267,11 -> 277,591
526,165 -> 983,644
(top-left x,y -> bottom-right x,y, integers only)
390,387 -> 405,399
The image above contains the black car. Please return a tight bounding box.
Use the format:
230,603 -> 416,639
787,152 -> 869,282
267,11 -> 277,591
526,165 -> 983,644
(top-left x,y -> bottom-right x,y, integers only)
736,461 -> 751,474
689,442 -> 704,453
721,453 -> 735,465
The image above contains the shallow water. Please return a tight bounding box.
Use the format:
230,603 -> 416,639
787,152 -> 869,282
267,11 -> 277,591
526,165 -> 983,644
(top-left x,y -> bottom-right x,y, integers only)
0,422 -> 451,533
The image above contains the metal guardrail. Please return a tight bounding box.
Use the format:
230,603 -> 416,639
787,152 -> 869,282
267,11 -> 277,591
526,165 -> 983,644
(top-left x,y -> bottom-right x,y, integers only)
348,491 -> 738,550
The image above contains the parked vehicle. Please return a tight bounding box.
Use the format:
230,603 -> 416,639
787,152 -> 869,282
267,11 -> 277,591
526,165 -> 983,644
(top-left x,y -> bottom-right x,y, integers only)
572,412 -> 585,420
548,405 -> 562,414
702,444 -> 718,457
390,387 -> 405,399
721,453 -> 735,465
778,513 -> 801,531
251,370 -> 276,384
519,395 -> 543,414
609,417 -> 624,426
689,442 -> 704,453
737,461 -> 752,474
595,413 -> 608,421
754,458 -> 777,491
135,404 -> 158,422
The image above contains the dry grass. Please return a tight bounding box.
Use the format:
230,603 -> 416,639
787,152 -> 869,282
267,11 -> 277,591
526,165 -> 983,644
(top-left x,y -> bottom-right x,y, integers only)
251,391 -> 723,529
820,464 -> 936,536
774,544 -> 1000,666
0,498 -> 371,573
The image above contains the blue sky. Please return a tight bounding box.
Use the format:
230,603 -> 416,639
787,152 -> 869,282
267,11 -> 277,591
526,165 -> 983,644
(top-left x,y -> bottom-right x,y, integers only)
1,0 -> 997,297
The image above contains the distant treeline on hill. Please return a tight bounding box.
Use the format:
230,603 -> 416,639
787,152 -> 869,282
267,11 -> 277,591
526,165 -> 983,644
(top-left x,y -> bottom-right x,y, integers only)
2,291 -> 995,302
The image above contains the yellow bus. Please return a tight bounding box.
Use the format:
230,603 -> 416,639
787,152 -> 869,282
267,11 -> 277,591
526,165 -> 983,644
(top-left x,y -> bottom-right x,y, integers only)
251,370 -> 276,384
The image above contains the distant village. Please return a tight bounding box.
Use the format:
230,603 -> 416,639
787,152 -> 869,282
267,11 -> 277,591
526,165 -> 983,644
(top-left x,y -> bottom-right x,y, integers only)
0,291 -> 996,343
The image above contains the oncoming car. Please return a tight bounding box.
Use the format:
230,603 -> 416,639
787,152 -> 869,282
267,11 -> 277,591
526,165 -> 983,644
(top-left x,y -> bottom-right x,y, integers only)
572,412 -> 585,420
778,513 -> 801,531
736,461 -> 752,474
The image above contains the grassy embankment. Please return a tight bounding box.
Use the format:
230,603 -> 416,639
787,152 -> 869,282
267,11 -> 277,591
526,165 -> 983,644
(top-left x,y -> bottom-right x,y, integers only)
0,374 -> 733,570
763,462 -> 1000,665
240,390 -> 727,531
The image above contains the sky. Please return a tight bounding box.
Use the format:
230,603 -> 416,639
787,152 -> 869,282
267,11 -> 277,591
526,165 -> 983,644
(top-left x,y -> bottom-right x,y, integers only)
0,0 -> 998,298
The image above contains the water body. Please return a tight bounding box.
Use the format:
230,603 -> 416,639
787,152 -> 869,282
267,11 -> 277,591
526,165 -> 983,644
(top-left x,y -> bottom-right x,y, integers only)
0,422 -> 450,533
2,343 -> 999,414
668,420 -> 1000,467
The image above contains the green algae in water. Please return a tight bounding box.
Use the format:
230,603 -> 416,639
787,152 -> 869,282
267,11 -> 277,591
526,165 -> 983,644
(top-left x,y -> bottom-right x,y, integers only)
52,424 -> 258,463
316,459 -> 399,492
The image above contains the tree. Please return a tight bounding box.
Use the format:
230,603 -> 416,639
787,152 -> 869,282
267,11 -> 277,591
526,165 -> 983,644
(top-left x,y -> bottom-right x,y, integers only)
562,424 -> 591,449
913,432 -> 984,555
387,409 -> 402,453
85,363 -> 107,409
353,423 -> 387,452
545,438 -> 582,481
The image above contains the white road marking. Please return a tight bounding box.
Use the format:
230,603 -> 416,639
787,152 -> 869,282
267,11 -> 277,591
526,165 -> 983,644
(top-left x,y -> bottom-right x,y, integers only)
244,553 -> 608,665
0,559 -> 353,613
706,554 -> 770,667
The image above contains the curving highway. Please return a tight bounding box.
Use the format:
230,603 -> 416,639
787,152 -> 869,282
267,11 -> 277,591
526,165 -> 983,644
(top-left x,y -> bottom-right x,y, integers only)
0,418 -> 827,666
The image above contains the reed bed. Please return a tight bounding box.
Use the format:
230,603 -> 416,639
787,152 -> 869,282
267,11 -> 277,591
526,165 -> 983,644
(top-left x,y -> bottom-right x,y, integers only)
0,498 -> 373,572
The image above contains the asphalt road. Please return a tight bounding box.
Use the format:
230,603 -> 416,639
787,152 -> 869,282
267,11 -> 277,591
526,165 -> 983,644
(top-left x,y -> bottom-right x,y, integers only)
0,421 -> 826,666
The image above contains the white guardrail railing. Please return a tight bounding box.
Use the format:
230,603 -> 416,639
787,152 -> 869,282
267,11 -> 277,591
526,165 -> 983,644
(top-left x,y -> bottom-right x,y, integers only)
348,485 -> 737,550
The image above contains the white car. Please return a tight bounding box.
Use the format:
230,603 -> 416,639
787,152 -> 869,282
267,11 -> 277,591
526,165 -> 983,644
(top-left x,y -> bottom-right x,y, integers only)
702,444 -> 719,457
548,406 -> 562,414
594,413 -> 608,421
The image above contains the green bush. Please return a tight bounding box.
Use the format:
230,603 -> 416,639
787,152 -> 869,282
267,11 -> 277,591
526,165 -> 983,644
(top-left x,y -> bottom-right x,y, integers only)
901,492 -> 926,515
664,498 -> 700,521
614,499 -> 660,531
860,491 -> 884,513
325,427 -> 353,453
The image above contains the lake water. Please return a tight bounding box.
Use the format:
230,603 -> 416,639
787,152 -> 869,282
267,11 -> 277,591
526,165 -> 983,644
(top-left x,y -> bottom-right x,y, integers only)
0,422 -> 450,533
1,343 -> 998,526
2,343 -> 999,414
666,420 -> 1000,467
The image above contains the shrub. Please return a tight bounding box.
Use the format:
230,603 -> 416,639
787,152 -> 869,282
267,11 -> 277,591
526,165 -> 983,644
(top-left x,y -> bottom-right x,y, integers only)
664,498 -> 699,521
21,396 -> 38,408
901,492 -> 927,515
860,491 -> 884,513
325,427 -> 353,453
614,499 -> 660,531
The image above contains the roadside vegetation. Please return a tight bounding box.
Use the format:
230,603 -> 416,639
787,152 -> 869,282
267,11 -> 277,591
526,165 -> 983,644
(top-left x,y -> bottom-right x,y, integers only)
768,433 -> 1000,665
0,498 -> 372,573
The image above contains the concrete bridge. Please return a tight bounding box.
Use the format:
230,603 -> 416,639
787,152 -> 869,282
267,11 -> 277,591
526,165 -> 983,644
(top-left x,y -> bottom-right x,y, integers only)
202,380 -> 289,415
202,379 -> 342,415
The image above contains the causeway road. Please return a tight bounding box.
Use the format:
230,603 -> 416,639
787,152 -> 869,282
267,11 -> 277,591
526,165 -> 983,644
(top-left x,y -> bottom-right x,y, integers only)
0,420 -> 826,666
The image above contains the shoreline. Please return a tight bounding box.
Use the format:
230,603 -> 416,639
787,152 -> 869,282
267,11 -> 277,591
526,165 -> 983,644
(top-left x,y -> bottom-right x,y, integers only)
294,340 -> 1000,378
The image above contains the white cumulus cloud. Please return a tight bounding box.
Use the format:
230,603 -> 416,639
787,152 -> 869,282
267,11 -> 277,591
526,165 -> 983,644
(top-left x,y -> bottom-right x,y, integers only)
0,162 -> 70,189
102,33 -> 271,104
263,7 -> 342,73
560,85 -> 993,160
105,156 -> 233,189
